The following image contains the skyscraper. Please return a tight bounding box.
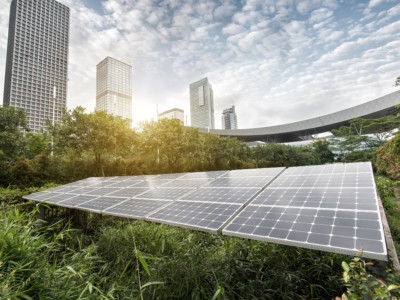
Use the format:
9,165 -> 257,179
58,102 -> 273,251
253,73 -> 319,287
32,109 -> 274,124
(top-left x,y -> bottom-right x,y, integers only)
189,77 -> 215,129
3,0 -> 70,132
96,57 -> 132,120
221,105 -> 238,130
158,108 -> 184,125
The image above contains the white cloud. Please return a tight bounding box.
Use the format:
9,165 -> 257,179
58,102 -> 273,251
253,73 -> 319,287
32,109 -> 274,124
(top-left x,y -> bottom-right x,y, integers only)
0,0 -> 399,130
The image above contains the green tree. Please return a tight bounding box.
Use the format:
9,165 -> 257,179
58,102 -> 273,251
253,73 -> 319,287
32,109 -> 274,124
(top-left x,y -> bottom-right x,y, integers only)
0,106 -> 28,160
140,118 -> 199,173
49,107 -> 135,177
348,116 -> 400,146
24,132 -> 51,159
312,139 -> 335,164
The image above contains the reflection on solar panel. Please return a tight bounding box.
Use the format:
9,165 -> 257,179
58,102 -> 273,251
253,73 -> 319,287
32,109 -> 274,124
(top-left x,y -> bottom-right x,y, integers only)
23,163 -> 388,261
222,162 -> 387,260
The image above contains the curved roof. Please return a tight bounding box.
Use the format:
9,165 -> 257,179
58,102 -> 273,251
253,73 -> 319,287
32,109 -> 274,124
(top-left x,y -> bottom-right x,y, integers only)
199,91 -> 400,142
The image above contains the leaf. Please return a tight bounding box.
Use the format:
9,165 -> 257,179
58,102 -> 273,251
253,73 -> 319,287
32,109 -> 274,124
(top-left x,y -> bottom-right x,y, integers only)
343,271 -> 350,283
342,261 -> 350,272
161,237 -> 165,254
141,281 -> 164,289
212,288 -> 222,300
388,284 -> 400,291
137,249 -> 150,276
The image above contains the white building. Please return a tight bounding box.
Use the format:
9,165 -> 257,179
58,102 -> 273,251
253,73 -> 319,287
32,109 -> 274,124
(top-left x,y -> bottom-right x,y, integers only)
158,108 -> 184,125
96,57 -> 132,120
221,105 -> 238,129
189,77 -> 215,129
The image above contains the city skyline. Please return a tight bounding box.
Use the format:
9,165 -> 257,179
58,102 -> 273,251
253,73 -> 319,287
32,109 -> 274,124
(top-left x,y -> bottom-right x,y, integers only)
0,0 -> 399,129
3,0 -> 69,132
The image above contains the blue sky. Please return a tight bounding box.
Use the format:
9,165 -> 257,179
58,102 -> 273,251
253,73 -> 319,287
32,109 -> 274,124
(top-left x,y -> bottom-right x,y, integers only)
0,0 -> 399,129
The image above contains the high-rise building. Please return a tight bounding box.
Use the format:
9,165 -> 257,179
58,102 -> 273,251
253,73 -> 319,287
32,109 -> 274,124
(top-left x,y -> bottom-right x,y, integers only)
189,77 -> 215,129
221,105 -> 238,130
158,108 -> 184,125
3,0 -> 70,132
96,57 -> 132,120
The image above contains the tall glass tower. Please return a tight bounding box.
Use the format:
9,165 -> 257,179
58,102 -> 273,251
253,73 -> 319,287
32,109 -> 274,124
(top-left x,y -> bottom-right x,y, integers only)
189,77 -> 215,129
96,57 -> 132,120
221,105 -> 238,130
3,0 -> 70,132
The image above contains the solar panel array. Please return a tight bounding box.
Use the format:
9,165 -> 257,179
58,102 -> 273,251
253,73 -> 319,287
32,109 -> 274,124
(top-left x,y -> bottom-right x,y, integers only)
24,163 -> 388,260
222,162 -> 387,260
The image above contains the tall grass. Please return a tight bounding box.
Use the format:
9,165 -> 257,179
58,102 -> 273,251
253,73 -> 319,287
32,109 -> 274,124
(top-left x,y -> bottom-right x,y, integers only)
0,206 -> 347,299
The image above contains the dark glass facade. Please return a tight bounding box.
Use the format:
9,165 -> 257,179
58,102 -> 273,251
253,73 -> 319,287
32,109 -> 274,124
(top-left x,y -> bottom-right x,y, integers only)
3,0 -> 70,132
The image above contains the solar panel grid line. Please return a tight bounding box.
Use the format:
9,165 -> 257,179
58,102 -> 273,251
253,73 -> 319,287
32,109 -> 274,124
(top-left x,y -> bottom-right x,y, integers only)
75,196 -> 131,213
134,187 -> 197,201
249,186 -> 379,211
55,195 -> 101,208
104,198 -> 173,220
145,201 -> 243,234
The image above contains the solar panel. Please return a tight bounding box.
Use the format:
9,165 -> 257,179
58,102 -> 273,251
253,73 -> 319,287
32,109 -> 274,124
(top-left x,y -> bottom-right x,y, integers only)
83,187 -> 121,196
105,180 -> 144,188
178,171 -> 227,179
162,178 -> 213,188
56,195 -> 99,208
137,188 -> 195,200
22,163 -> 388,261
179,187 -> 260,205
282,162 -> 372,176
105,187 -> 152,198
251,187 -> 378,211
221,167 -> 285,177
156,173 -> 187,180
104,199 -> 172,219
76,196 -> 129,213
269,173 -> 374,188
131,179 -> 172,188
203,177 -> 275,188
222,162 -> 387,260
146,201 -> 242,233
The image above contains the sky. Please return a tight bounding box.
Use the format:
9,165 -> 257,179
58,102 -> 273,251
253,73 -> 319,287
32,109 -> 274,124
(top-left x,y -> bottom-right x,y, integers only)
0,0 -> 399,129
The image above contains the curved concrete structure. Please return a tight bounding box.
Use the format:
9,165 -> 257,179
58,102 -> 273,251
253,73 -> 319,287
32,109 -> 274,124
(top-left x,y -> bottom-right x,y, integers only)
199,91 -> 400,142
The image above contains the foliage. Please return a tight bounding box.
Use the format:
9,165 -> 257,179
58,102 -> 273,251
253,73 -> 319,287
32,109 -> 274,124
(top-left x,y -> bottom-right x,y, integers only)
375,176 -> 400,255
49,107 -> 136,177
312,139 -> 335,164
0,106 -> 28,160
251,143 -> 319,168
375,137 -> 400,180
341,150 -> 376,163
140,118 -> 199,173
24,132 -> 51,159
339,255 -> 400,300
333,117 -> 400,145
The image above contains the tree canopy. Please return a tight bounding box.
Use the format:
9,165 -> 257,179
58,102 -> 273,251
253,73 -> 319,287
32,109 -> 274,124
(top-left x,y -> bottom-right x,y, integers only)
0,106 -> 28,160
49,107 -> 135,176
